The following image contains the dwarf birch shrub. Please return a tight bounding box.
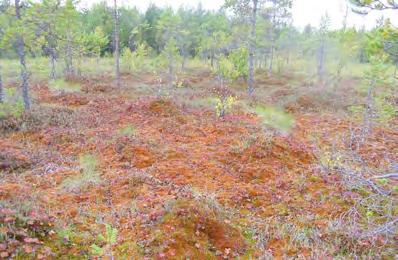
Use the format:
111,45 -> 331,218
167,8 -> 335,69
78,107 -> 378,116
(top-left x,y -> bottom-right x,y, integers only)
212,55 -> 239,118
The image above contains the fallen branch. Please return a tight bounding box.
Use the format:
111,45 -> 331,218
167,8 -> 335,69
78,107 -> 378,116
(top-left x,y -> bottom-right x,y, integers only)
364,217 -> 398,238
372,173 -> 398,179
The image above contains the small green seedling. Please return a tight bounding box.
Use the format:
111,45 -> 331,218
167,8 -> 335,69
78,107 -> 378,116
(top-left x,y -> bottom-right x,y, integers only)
118,124 -> 136,137
91,224 -> 118,258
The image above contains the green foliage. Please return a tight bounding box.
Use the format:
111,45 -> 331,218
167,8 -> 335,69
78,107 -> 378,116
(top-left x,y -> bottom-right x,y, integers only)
0,2 -> 36,51
363,56 -> 390,88
133,44 -> 149,70
229,47 -> 249,79
199,16 -> 231,63
159,37 -> 181,77
365,30 -> 385,58
335,28 -> 360,76
215,96 -> 236,117
0,101 -> 24,119
55,225 -> 91,248
252,105 -> 295,132
80,154 -> 98,174
0,88 -> 24,119
349,0 -> 398,13
215,55 -> 239,82
122,44 -> 149,73
91,243 -> 104,256
91,224 -> 118,257
318,150 -> 344,170
156,8 -> 181,49
212,47 -> 248,83
356,55 -> 397,125
374,92 -> 397,123
48,79 -> 81,92
80,2 -> 114,48
83,26 -> 109,58
359,55 -> 393,97
121,48 -> 134,72
162,38 -> 180,63
376,178 -> 388,186
348,104 -> 365,117
118,124 -> 136,137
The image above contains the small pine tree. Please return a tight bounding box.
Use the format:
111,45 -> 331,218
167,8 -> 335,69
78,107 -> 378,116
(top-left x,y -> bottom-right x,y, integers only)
161,37 -> 180,87
121,44 -> 148,73
317,13 -> 330,82
91,224 -> 118,259
121,47 -> 134,72
360,55 -> 392,138
131,43 -> 148,72
229,47 -> 249,80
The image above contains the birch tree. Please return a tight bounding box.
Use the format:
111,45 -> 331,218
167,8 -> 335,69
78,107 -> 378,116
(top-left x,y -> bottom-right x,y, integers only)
29,0 -> 61,79
317,13 -> 330,82
58,0 -> 81,78
0,64 -> 3,103
248,0 -> 258,96
0,9 -> 4,104
14,0 -> 30,109
113,0 -> 120,87
156,8 -> 182,86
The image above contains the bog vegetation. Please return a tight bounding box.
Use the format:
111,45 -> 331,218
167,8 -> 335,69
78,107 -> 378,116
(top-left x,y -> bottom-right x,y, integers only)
0,0 -> 397,258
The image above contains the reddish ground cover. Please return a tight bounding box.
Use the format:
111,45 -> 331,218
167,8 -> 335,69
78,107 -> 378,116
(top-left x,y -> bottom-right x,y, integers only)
0,74 -> 396,258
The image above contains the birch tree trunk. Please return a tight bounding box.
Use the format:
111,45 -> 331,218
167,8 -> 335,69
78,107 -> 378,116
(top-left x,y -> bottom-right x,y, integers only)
268,6 -> 276,76
49,55 -> 56,79
317,39 -> 325,81
264,54 -> 267,71
65,31 -> 74,78
361,80 -> 375,141
49,35 -> 57,79
15,0 -> 31,110
168,54 -> 174,88
248,0 -> 258,96
181,48 -> 187,71
114,0 -> 120,87
0,64 -> 4,103
268,42 -> 274,75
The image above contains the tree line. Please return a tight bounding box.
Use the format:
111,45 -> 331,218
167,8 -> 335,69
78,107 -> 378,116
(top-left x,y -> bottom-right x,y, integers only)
0,0 -> 397,109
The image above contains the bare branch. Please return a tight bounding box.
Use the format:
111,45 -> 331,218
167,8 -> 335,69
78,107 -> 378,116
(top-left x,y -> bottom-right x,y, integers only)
372,173 -> 398,179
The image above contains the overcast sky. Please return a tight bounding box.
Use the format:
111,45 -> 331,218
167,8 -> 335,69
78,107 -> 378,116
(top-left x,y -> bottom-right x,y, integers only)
80,0 -> 398,30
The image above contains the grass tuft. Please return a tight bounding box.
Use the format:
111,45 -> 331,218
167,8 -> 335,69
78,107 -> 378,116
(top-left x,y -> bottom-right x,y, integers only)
49,79 -> 81,92
252,105 -> 295,132
61,154 -> 101,192
118,124 -> 136,137
0,88 -> 24,119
